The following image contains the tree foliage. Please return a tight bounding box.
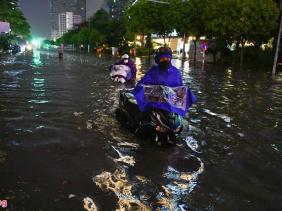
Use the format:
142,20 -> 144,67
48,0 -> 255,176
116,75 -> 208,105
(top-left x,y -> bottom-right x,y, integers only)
58,28 -> 105,49
89,9 -> 111,35
56,0 -> 279,64
127,0 -> 278,43
127,0 -> 174,39
126,0 -> 279,64
203,0 -> 279,65
172,0 -> 207,37
0,0 -> 30,38
204,0 -> 278,43
56,9 -> 130,49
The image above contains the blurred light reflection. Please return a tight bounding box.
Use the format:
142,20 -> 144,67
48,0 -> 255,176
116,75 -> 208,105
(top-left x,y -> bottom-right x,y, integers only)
29,71 -> 48,105
32,50 -> 42,67
158,157 -> 204,210
135,57 -> 142,81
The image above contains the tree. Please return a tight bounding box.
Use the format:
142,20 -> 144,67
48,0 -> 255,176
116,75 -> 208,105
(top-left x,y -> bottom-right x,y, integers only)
204,0 -> 279,67
58,28 -> 105,50
150,2 -> 174,43
88,29 -> 105,48
172,0 -> 208,60
56,9 -> 121,50
126,1 -> 152,46
0,34 -> 13,51
127,0 -> 175,45
89,9 -> 111,36
108,17 -> 128,47
60,30 -> 77,44
0,0 -> 30,38
89,9 -> 127,47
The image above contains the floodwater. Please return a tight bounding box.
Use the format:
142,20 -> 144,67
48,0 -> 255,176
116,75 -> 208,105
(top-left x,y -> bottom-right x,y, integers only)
0,50 -> 281,211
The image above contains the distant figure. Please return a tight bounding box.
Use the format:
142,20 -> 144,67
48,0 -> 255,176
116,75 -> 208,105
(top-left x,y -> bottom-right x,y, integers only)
59,44 -> 64,60
130,48 -> 136,57
96,47 -> 103,54
58,51 -> 63,60
113,54 -> 137,81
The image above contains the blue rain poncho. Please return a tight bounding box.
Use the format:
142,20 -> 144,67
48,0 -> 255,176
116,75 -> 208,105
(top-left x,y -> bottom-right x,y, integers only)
132,64 -> 196,116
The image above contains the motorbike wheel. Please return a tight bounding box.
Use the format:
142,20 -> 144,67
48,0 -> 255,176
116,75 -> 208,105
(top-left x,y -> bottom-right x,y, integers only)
167,133 -> 182,146
122,109 -> 138,131
115,108 -> 125,122
116,107 -> 137,131
135,123 -> 155,139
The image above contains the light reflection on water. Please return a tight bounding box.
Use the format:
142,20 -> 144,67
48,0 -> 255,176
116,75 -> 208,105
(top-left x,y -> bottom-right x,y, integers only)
158,156 -> 204,210
29,51 -> 49,105
94,170 -> 151,210
29,77 -> 48,104
87,56 -> 205,210
135,57 -> 143,82
0,51 -> 281,210
32,50 -> 43,67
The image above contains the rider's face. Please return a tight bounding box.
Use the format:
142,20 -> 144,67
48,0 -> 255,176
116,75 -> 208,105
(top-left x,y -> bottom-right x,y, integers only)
159,57 -> 170,70
123,59 -> 129,64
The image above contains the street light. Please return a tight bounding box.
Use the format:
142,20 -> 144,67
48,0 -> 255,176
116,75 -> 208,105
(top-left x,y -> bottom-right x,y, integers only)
272,0 -> 282,75
132,0 -> 169,5
31,39 -> 42,49
146,0 -> 169,4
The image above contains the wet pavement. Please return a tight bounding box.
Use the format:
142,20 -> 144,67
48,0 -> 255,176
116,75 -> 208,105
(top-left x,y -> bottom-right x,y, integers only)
0,50 -> 281,210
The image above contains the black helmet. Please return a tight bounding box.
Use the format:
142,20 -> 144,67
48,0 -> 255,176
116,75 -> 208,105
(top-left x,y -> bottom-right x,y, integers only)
154,47 -> 172,64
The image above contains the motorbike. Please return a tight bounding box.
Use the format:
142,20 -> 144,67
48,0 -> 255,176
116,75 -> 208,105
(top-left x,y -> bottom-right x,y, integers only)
115,89 -> 183,145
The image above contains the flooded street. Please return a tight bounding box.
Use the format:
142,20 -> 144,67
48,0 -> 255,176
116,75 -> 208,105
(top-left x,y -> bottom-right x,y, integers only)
0,50 -> 281,210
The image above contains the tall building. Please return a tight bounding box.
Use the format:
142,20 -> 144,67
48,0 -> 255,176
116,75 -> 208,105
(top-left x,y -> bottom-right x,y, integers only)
50,0 -> 86,39
86,0 -> 134,20
73,15 -> 82,27
58,13 -> 67,36
58,12 -> 82,37
107,0 -> 134,20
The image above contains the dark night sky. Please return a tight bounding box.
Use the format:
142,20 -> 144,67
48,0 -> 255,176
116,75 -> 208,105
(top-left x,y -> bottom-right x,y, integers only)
19,0 -> 50,38
19,0 -> 98,39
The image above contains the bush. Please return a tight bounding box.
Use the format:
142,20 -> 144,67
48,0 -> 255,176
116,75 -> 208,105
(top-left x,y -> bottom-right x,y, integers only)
136,47 -> 154,57
234,46 -> 274,66
103,47 -> 112,55
0,35 -> 11,52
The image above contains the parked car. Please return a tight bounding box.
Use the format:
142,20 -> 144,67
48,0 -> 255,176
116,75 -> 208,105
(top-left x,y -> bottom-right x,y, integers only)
9,44 -> 21,53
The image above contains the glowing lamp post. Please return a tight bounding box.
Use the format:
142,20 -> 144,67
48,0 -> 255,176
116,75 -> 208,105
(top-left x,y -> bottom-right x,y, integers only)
31,39 -> 42,49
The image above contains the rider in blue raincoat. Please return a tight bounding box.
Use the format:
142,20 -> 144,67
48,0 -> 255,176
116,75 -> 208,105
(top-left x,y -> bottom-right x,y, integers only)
132,47 -> 196,117
135,47 -> 182,87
